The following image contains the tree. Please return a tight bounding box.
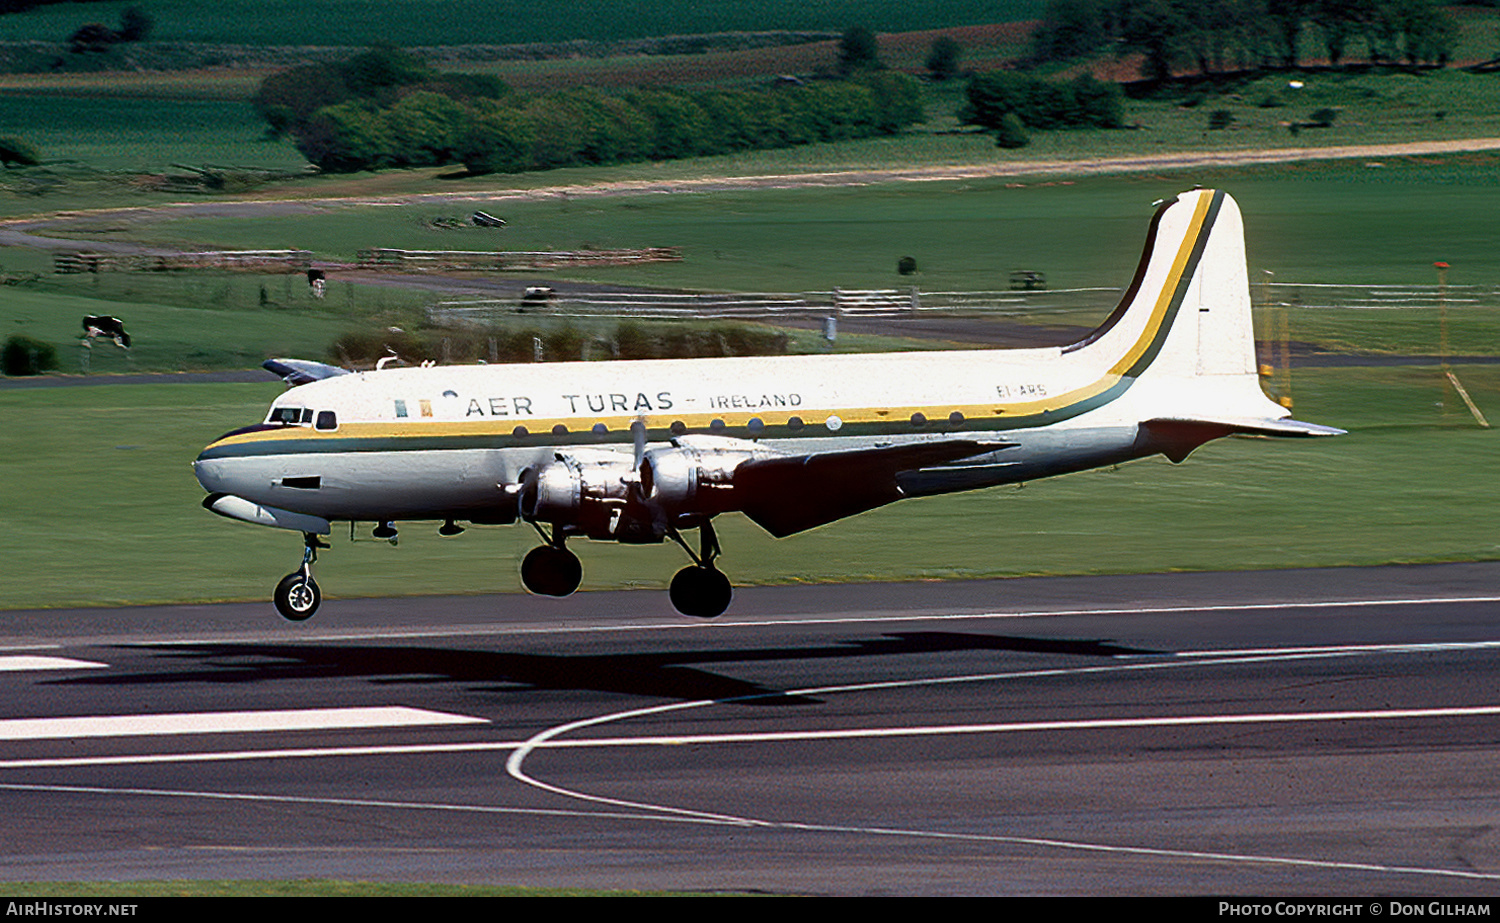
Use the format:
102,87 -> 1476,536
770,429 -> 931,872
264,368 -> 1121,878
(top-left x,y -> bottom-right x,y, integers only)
962,71 -> 1122,131
1267,0 -> 1314,67
1030,0 -> 1111,62
252,63 -> 351,138
118,7 -> 154,42
1310,0 -> 1378,65
2,335 -> 58,376
860,72 -> 925,133
339,46 -> 434,100
625,89 -> 711,160
383,91 -> 467,166
1383,0 -> 1459,65
457,102 -> 535,174
0,136 -> 40,168
837,26 -> 882,75
995,113 -> 1030,148
68,23 -> 119,54
1116,0 -> 1191,80
296,102 -> 395,172
926,35 -> 963,81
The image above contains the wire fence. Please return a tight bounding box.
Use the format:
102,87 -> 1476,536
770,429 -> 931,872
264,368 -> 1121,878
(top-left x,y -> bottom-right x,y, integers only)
427,281 -> 1500,326
428,285 -> 1131,324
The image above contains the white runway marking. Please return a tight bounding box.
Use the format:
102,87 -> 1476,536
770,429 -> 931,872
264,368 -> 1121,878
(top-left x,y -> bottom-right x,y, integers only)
0,706 -> 486,741
501,641 -> 1500,884
3,640 -> 1498,767
0,656 -> 106,672
149,592 -> 1500,645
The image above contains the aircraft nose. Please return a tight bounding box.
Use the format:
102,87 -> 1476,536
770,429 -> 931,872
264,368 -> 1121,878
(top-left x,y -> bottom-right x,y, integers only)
193,454 -> 227,494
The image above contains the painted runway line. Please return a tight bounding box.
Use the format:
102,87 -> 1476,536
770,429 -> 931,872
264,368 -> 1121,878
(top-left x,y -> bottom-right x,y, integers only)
0,655 -> 106,672
0,706 -> 487,741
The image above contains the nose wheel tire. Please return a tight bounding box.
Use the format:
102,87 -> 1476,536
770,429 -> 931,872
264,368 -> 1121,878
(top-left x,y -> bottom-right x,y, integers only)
520,545 -> 583,597
273,572 -> 321,621
669,565 -> 733,618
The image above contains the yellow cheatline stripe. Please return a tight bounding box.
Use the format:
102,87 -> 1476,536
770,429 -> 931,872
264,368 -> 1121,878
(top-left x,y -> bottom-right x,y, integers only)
1108,191 -> 1211,377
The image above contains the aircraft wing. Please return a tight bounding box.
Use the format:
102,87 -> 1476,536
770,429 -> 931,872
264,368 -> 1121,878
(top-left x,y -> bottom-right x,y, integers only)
733,439 -> 1015,537
263,357 -> 352,387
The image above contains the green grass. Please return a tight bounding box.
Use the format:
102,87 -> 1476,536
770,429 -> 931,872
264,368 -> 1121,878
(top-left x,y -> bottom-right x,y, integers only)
38,159 -> 1498,359
0,94 -> 307,172
0,279 -> 407,372
0,365 -> 1492,611
0,0 -> 1040,46
66,154 -> 1500,290
4,160 -> 1499,381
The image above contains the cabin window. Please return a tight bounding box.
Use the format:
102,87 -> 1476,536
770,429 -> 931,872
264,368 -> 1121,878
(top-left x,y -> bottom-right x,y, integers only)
315,410 -> 338,431
394,400 -> 408,418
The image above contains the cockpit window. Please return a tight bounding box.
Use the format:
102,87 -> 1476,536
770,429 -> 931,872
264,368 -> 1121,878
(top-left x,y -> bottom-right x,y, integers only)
269,406 -> 311,426
315,410 -> 338,431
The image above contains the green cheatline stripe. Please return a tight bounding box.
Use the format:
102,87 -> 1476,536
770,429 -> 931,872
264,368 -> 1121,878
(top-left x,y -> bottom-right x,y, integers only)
1121,189 -> 1222,379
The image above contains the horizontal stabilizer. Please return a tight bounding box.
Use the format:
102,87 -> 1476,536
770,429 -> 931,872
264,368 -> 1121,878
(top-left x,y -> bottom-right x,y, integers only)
736,440 -> 1014,537
1146,416 -> 1345,438
1141,416 -> 1345,463
263,358 -> 351,387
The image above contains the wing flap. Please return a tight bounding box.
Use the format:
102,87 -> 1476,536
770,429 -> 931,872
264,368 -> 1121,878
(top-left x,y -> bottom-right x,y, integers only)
735,440 -> 1014,537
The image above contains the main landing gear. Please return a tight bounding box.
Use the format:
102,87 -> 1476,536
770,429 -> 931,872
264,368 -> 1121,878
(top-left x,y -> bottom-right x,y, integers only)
667,521 -> 732,619
519,525 -> 583,599
518,520 -> 733,618
273,532 -> 327,621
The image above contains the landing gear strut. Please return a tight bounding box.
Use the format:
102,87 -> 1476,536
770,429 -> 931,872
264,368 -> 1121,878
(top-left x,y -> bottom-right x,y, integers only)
668,521 -> 732,618
273,533 -> 326,621
520,524 -> 582,598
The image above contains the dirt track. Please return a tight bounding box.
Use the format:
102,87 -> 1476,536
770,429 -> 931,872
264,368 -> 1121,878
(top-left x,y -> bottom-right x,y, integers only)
5,136 -> 1500,245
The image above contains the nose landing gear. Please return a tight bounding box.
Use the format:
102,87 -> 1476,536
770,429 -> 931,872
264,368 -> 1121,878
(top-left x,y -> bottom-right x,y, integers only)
273,533 -> 327,621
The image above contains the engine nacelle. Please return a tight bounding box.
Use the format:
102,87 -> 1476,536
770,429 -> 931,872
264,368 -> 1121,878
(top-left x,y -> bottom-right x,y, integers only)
639,438 -> 772,521
519,438 -> 778,543
520,454 -> 656,543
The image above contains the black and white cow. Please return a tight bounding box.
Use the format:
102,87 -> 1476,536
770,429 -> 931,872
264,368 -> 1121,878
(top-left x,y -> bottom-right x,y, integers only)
82,315 -> 130,348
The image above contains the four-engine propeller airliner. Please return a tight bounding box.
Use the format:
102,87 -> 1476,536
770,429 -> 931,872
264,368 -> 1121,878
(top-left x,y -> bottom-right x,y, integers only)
195,189 -> 1342,621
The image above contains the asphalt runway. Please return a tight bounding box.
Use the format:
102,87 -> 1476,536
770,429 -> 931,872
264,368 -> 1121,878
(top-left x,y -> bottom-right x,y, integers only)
3,563 -> 1500,896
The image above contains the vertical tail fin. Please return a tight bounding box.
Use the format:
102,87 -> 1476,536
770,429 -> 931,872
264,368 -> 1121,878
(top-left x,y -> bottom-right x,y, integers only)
1066,188 -> 1253,379
1071,189 -> 1342,446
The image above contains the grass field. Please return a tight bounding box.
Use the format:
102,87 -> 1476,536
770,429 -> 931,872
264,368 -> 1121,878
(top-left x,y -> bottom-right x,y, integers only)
0,362 -> 1493,611
113,156 -> 1500,291
0,0 -> 1041,46
0,94 -> 307,173
11,159 -> 1492,366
